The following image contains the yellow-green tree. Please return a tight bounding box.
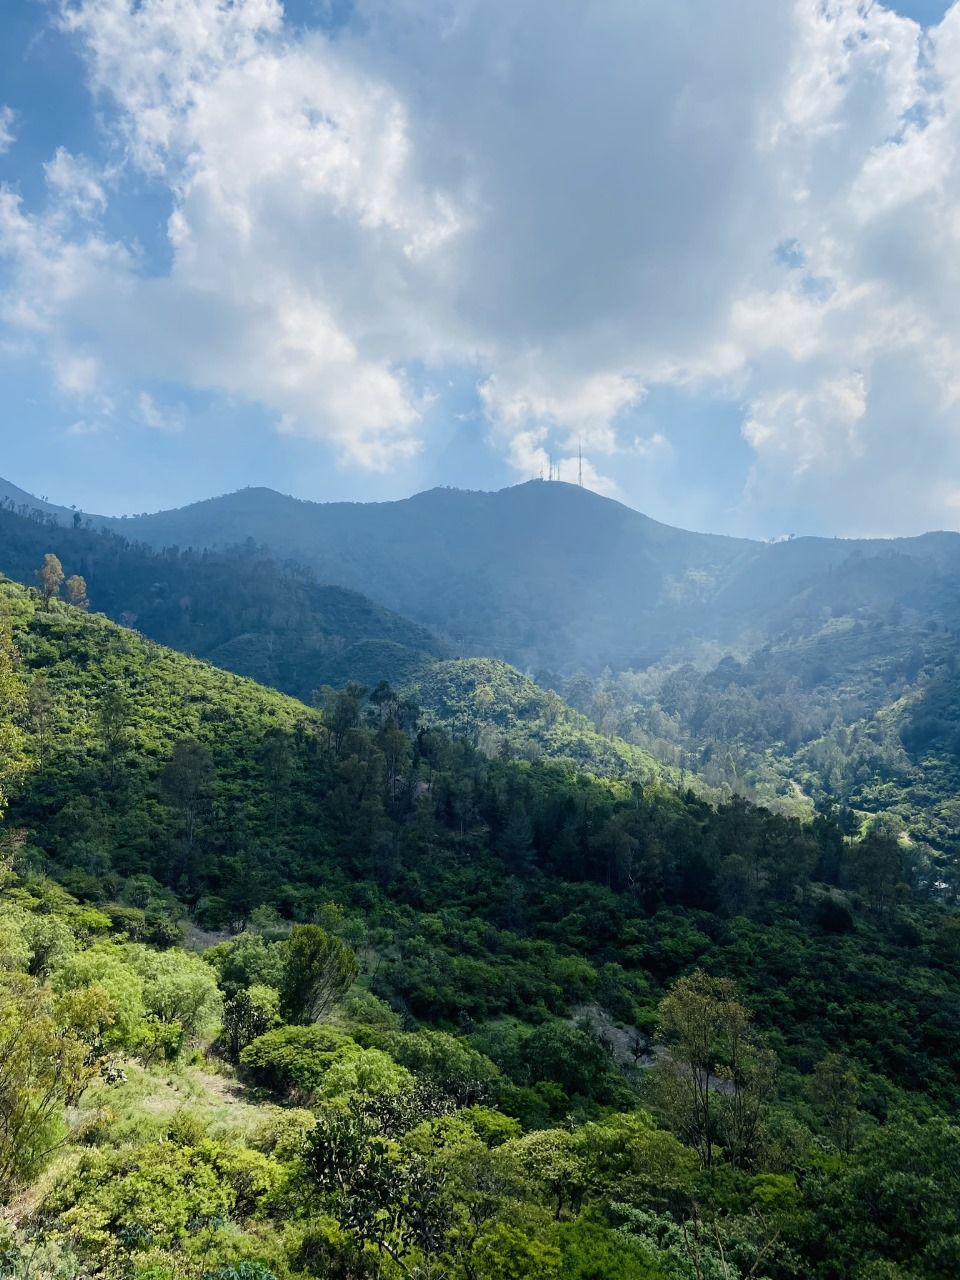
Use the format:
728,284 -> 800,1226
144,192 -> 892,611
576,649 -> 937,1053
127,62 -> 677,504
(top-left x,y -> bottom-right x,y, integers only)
0,975 -> 90,1195
0,602 -> 27,820
656,970 -> 776,1170
65,574 -> 89,610
38,554 -> 64,606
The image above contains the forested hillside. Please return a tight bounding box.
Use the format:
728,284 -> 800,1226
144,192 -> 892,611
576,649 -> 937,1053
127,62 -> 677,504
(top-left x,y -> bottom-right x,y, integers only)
0,503 -> 446,697
32,478 -> 959,677
548,610 -> 960,862
0,505 -> 679,788
7,475 -> 960,874
1,576 -> 960,1279
408,658 -> 670,781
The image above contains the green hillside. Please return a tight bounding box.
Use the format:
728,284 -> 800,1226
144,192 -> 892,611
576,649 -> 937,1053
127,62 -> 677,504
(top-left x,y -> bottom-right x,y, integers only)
52,478 -> 960,677
409,657 -> 672,782
550,608 -> 960,867
2,577 -> 960,1278
9,478 -> 960,857
0,505 -> 445,699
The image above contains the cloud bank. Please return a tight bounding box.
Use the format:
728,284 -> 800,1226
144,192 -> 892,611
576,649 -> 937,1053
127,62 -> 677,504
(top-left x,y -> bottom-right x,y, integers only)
1,0 -> 959,531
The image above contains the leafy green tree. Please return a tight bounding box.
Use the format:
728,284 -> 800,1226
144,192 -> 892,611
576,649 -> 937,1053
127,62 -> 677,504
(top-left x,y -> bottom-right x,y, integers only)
240,1023 -> 349,1094
316,682 -> 367,756
469,1223 -> 561,1279
808,1054 -> 861,1154
369,680 -> 398,725
523,1020 -> 611,1100
96,687 -> 132,785
258,729 -> 293,829
383,1029 -> 499,1105
814,1115 -> 960,1279
223,984 -> 281,1060
0,603 -> 27,819
575,1111 -> 696,1211
127,944 -> 223,1050
205,933 -> 287,999
656,970 -> 776,1170
304,1101 -> 452,1274
53,947 -> 147,1050
0,976 -> 88,1194
26,673 -> 54,773
279,924 -> 358,1025
161,737 -> 215,873
44,1135 -> 280,1270
497,1129 -> 585,1218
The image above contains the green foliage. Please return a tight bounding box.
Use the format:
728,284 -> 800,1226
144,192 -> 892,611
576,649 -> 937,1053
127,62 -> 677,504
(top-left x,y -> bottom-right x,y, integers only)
223,985 -> 282,1060
380,1029 -> 499,1105
278,925 -> 358,1026
205,934 -> 287,999
0,974 -> 87,1194
240,1024 -> 350,1095
241,1024 -> 411,1103
127,944 -> 223,1050
53,946 -> 148,1050
656,970 -> 776,1170
0,506 -> 446,699
43,1135 -> 281,1270
0,574 -> 957,1280
0,602 -> 27,820
410,659 -> 669,782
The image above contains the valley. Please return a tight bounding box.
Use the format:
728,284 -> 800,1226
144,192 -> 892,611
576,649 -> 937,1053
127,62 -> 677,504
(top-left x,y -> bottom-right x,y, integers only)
0,478 -> 959,1279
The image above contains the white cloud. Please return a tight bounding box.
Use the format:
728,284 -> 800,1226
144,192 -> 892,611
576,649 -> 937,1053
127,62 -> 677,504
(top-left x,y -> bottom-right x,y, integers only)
64,418 -> 104,437
0,107 -> 15,156
633,432 -> 671,460
0,0 -> 959,527
138,391 -> 184,433
743,373 -> 868,476
503,425 -> 620,496
479,370 -> 644,458
44,148 -> 107,219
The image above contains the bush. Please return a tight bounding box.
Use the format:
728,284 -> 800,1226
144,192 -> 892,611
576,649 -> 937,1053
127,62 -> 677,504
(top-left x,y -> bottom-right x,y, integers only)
240,1025 -> 350,1093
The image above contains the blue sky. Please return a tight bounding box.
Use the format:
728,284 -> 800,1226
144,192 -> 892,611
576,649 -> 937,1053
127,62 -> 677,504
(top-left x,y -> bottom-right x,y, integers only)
1,0 -> 959,536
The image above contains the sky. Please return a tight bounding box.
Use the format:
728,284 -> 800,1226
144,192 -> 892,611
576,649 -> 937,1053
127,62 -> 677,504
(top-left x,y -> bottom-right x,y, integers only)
0,0 -> 959,537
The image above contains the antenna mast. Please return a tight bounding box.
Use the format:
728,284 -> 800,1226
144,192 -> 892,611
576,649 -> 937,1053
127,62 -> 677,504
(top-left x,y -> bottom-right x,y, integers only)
578,437 -> 583,487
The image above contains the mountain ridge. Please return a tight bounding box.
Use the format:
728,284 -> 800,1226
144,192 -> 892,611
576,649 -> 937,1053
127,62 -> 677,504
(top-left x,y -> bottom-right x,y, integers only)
6,472 -> 960,676
7,471 -> 960,544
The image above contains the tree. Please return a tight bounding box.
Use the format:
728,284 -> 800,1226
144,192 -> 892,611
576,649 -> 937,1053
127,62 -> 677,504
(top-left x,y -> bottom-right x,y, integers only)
656,970 -> 776,1170
258,729 -> 292,828
497,1129 -> 585,1218
27,673 -> 54,772
315,682 -> 367,756
369,680 -> 398,725
808,1054 -> 861,1154
0,604 -> 27,819
222,984 -> 281,1060
162,738 -> 214,874
304,1100 -> 452,1273
849,831 -> 905,921
0,976 -> 89,1194
820,1115 -> 960,1279
65,575 -> 89,610
377,718 -> 410,807
129,944 -> 223,1046
96,688 -> 132,787
38,554 -> 64,605
279,924 -> 358,1025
